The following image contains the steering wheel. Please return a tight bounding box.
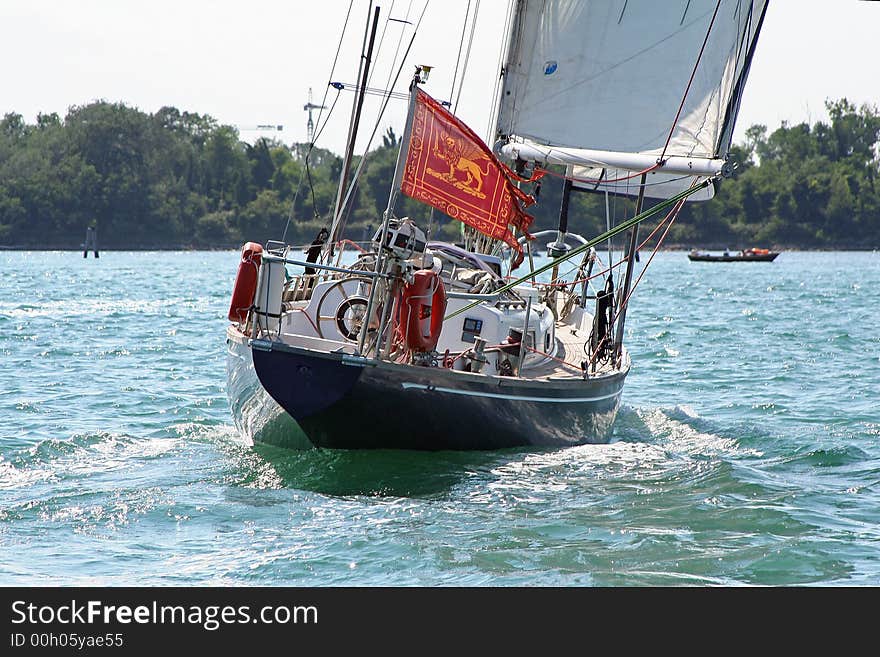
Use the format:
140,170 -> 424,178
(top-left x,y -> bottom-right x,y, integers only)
314,277 -> 371,341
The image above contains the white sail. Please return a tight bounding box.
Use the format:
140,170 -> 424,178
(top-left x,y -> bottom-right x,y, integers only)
496,0 -> 769,199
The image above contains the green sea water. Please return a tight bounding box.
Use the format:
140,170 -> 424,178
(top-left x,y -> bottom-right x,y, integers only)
1,250 -> 878,585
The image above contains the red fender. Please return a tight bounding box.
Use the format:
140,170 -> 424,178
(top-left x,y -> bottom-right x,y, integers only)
228,242 -> 264,323
399,269 -> 447,352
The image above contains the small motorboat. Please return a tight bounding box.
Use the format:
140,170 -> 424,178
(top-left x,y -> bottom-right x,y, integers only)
688,247 -> 780,262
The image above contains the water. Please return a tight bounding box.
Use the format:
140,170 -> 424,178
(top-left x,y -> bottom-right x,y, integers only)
1,250 -> 878,585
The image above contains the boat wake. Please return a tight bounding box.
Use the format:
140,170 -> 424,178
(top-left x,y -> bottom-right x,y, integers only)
619,405 -> 765,459
241,444 -> 499,498
220,404 -> 771,498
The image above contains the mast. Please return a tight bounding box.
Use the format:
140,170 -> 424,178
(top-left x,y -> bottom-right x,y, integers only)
548,178 -> 573,259
327,4 -> 381,255
547,177 -> 572,305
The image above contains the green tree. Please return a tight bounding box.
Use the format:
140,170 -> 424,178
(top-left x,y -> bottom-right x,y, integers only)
1,97 -> 877,250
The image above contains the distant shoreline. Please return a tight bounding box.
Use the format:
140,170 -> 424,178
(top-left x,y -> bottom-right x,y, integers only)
0,245 -> 237,252
1,244 -> 878,253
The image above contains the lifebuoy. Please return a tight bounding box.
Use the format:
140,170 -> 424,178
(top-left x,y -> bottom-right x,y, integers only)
228,242 -> 264,323
399,269 -> 447,352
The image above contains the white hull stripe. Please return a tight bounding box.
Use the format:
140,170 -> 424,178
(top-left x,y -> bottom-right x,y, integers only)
400,383 -> 620,404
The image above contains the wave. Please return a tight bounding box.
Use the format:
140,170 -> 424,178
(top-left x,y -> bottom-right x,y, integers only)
4,423 -> 241,488
782,445 -> 871,468
0,297 -> 215,320
0,423 -> 244,532
617,405 -> 765,459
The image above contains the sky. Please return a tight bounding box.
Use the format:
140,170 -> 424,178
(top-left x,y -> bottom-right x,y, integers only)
1,0 -> 878,156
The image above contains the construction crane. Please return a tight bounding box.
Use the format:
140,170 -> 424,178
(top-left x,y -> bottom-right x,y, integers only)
303,88 -> 326,144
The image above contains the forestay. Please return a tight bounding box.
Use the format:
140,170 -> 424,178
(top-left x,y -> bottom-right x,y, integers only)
496,0 -> 769,199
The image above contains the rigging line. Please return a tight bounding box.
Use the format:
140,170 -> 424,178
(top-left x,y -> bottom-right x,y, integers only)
367,3 -> 419,135
732,0 -> 745,67
512,0 -> 543,127
332,0 -> 431,242
568,172 -> 698,191
449,0 -> 472,105
536,210 -> 677,290
378,0 -> 414,105
313,0 -> 357,146
282,1 -> 355,242
331,0 -> 378,231
281,89 -> 341,242
680,0 -> 692,25
537,162 -> 660,185
610,177 -> 702,334
329,83 -> 423,103
366,0 -> 396,89
534,261 -> 619,290
282,150 -> 310,243
453,0 -> 480,114
524,344 -> 585,373
453,2 -> 506,255
605,190 -> 613,278
446,178 -> 712,320
659,0 -> 722,164
582,190 -> 690,368
306,151 -> 319,219
532,256 -> 618,290
724,0 -> 751,125
486,0 -> 514,140
584,334 -> 610,368
611,195 -> 686,329
336,2 -> 425,221
311,90 -> 342,146
330,82 -> 451,107
306,90 -> 343,217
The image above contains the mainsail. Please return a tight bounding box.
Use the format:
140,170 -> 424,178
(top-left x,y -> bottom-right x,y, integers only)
495,0 -> 769,200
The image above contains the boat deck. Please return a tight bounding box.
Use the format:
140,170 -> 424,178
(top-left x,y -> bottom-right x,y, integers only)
528,320 -> 623,380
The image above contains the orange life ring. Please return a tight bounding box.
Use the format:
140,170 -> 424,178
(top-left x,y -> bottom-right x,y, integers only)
228,242 -> 264,323
399,269 -> 447,352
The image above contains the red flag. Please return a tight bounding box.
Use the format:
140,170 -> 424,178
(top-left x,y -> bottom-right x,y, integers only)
400,88 -> 535,268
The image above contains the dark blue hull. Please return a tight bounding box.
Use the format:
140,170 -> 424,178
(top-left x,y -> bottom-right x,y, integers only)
227,328 -> 627,450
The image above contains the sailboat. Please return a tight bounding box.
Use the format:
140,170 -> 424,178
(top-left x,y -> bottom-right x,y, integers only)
226,0 -> 769,450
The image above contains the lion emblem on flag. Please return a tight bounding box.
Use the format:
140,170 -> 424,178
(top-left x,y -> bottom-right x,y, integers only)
431,133 -> 490,196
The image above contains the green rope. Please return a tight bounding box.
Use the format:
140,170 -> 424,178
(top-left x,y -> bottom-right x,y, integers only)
445,178 -> 711,320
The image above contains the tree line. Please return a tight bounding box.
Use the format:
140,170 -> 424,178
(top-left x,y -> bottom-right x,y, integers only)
0,98 -> 877,250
